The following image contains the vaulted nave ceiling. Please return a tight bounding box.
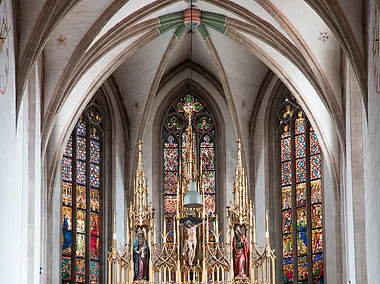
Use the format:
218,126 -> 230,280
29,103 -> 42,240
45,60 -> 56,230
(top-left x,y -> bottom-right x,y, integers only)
18,0 -> 366,186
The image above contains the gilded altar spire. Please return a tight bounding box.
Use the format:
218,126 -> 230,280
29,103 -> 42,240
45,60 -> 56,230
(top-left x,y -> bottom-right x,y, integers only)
234,139 -> 248,209
228,139 -> 251,227
135,140 -> 148,209
129,140 -> 154,229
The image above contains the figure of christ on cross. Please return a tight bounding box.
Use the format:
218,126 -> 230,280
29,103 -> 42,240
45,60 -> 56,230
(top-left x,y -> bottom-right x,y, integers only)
181,220 -> 202,266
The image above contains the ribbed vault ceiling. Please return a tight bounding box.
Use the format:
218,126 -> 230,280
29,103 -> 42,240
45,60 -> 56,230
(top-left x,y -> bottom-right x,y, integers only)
19,0 -> 367,188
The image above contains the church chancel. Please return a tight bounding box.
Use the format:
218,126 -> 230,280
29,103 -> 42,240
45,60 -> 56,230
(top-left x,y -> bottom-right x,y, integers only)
107,97 -> 276,284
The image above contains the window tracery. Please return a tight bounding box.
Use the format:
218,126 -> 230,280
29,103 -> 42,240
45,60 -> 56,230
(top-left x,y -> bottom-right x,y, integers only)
279,95 -> 324,284
61,105 -> 103,284
162,94 -> 216,242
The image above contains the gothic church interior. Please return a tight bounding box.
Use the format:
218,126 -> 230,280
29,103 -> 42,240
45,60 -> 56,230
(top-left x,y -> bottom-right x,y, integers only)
1,0 -> 379,283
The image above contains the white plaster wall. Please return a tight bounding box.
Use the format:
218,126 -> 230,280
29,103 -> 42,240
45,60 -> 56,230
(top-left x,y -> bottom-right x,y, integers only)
0,1 -> 26,282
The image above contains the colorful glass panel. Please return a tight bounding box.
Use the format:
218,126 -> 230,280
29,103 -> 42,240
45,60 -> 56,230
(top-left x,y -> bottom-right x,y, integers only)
283,234 -> 293,258
312,254 -> 324,279
310,154 -> 321,180
62,206 -> 73,255
91,213 -> 100,237
297,231 -> 308,256
164,172 -> 178,194
205,196 -> 216,215
310,131 -> 321,155
312,229 -> 323,254
164,135 -> 178,148
311,180 -> 322,204
295,115 -> 305,135
312,204 -> 323,228
76,233 -> 86,258
296,158 -> 306,183
200,147 -> 215,171
90,261 -> 100,283
196,115 -> 214,132
165,220 -> 175,242
64,136 -> 73,158
76,136 -> 86,161
76,210 -> 86,233
76,160 -> 86,185
165,115 -> 183,132
282,187 -> 292,210
77,185 -> 86,209
90,189 -> 100,212
298,256 -> 308,281
62,157 -> 73,182
90,139 -> 101,164
282,210 -> 292,234
164,198 -> 177,217
90,236 -> 100,260
90,127 -> 100,141
62,256 -> 72,281
281,137 -> 291,161
281,161 -> 292,186
164,148 -> 179,171
297,207 -> 307,231
76,259 -> 86,283
200,134 -> 214,148
62,182 -> 72,206
283,258 -> 294,283
295,134 -> 306,158
296,183 -> 307,207
202,171 -> 215,194
76,118 -> 86,137
90,163 -> 100,188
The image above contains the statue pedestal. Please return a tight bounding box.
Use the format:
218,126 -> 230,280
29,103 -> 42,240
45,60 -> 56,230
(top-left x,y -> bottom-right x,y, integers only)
234,276 -> 250,284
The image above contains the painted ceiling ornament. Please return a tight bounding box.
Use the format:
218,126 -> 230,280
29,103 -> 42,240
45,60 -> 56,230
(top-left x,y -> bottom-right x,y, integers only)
184,0 -> 198,5
57,33 -> 67,46
318,31 -> 329,43
183,0 -> 201,27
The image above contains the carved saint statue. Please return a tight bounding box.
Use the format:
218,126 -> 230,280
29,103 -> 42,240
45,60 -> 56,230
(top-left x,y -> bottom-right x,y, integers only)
233,227 -> 250,277
182,220 -> 202,266
133,229 -> 150,281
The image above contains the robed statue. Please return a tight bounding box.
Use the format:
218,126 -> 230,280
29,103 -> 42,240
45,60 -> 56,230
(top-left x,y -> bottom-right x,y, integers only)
133,229 -> 150,281
233,227 -> 250,277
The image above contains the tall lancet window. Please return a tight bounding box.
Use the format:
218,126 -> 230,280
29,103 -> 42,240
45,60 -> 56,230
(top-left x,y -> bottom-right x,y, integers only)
163,94 -> 216,242
61,105 -> 103,284
279,95 -> 324,284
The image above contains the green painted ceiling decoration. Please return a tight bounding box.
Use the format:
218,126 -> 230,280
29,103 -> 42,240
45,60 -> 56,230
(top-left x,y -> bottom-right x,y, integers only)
157,12 -> 184,36
157,10 -> 228,41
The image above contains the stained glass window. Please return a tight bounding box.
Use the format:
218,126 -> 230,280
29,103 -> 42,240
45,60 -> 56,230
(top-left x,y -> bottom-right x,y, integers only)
163,94 -> 216,241
61,105 -> 103,284
279,96 -> 324,284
